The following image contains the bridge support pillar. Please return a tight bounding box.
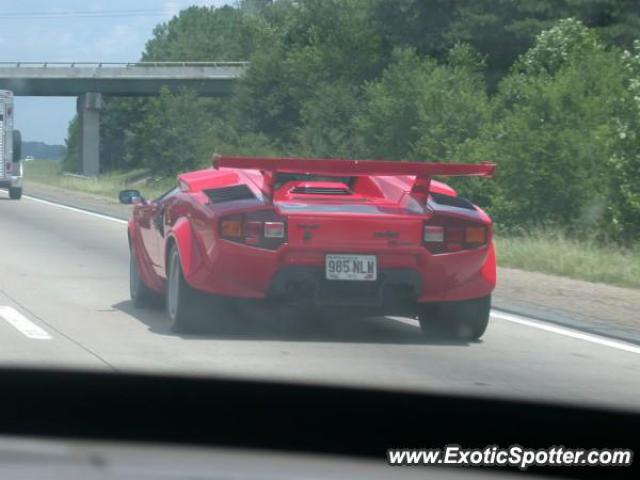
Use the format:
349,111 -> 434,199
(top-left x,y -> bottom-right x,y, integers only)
77,92 -> 102,176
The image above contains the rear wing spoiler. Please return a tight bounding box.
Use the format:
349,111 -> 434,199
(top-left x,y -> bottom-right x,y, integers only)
212,155 -> 495,200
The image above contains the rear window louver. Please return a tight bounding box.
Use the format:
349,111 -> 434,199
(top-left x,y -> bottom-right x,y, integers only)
430,192 -> 475,210
291,186 -> 351,195
204,185 -> 255,203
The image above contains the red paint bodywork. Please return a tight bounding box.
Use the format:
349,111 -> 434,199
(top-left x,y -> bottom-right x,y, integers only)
128,157 -> 497,307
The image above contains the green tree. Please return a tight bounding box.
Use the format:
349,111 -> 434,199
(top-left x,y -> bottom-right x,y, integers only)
607,40 -> 640,242
143,5 -> 263,61
100,97 -> 150,171
234,0 -> 384,146
62,117 -> 80,172
476,19 -> 625,232
353,45 -> 490,161
371,0 -> 640,87
295,81 -> 362,158
129,88 -> 211,175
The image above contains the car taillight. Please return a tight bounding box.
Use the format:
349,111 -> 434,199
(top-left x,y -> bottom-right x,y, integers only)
221,217 -> 242,238
465,226 -> 487,244
423,225 -> 444,243
423,218 -> 489,254
264,221 -> 285,238
220,210 -> 287,249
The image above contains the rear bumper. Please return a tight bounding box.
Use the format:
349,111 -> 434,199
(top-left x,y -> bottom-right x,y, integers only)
0,175 -> 23,188
184,238 -> 496,305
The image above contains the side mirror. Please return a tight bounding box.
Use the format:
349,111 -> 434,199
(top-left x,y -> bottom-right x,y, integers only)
119,189 -> 144,205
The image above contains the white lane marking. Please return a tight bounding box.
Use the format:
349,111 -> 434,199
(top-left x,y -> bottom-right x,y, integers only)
23,195 -> 128,225
492,310 -> 640,355
0,306 -> 52,340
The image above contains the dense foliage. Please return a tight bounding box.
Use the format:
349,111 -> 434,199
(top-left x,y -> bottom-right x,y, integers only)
64,0 -> 640,242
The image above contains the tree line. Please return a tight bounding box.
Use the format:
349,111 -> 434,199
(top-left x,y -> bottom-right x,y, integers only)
64,0 -> 640,243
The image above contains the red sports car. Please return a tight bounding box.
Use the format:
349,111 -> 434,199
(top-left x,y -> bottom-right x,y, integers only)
120,156 -> 496,339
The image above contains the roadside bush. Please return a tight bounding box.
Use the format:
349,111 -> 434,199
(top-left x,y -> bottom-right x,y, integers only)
127,88 -> 211,175
353,45 -> 490,161
607,40 -> 640,243
475,19 -> 626,234
62,117 -> 79,172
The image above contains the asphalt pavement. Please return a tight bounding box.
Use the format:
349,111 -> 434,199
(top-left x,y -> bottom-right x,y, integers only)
0,189 -> 639,411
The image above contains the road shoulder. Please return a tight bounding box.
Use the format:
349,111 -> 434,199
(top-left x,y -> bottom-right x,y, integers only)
493,269 -> 640,344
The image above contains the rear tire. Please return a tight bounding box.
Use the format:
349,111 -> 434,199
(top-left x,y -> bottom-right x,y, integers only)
418,295 -> 491,340
166,246 -> 205,333
130,244 -> 159,307
9,187 -> 22,200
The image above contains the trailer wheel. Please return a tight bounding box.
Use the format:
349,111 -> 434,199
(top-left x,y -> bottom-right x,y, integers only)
9,187 -> 22,200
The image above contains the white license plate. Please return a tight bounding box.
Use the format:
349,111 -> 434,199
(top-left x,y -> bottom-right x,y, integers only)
325,254 -> 377,281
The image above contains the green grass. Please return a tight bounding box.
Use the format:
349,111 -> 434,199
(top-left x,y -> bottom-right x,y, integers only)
24,160 -> 176,201
23,160 -> 640,289
496,229 -> 640,289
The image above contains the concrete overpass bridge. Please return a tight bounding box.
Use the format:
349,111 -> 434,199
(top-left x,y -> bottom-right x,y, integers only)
0,62 -> 247,175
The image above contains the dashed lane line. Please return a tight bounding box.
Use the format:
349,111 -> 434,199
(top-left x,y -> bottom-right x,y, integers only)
0,305 -> 52,340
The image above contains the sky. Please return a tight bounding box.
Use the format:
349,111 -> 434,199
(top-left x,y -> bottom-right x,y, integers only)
0,0 -> 231,145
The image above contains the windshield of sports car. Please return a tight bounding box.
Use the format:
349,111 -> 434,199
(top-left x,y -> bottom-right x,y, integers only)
1,0 -> 639,421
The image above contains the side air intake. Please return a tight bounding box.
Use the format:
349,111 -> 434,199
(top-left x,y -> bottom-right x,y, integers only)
205,185 -> 255,203
430,192 -> 476,211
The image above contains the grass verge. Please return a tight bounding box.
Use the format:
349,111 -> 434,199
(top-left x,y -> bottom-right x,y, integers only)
24,160 -> 640,289
24,160 -> 176,201
495,230 -> 640,289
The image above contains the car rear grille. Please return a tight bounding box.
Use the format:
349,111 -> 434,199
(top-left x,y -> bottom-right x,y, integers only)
204,185 -> 255,203
291,186 -> 351,195
316,280 -> 381,306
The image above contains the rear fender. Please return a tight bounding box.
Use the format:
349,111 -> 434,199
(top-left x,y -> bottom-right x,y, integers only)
128,219 -> 164,293
127,219 -> 137,246
166,217 -> 203,283
482,241 -> 497,287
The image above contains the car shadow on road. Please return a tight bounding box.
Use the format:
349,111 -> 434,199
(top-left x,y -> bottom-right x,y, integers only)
112,299 -> 475,347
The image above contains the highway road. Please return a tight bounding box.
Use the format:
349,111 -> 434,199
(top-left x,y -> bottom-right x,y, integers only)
0,189 -> 639,411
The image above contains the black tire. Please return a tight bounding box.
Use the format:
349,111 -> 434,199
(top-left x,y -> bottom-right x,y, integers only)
129,245 -> 159,307
418,295 -> 491,340
166,246 -> 205,333
12,130 -> 21,162
8,187 -> 22,200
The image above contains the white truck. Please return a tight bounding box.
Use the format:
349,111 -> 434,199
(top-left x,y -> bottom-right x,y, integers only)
0,90 -> 22,200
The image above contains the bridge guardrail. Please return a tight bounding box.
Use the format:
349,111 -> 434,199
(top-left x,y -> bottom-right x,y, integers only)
0,61 -> 249,68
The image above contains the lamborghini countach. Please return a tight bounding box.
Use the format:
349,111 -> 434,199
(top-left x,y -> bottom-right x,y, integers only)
120,156 -> 496,339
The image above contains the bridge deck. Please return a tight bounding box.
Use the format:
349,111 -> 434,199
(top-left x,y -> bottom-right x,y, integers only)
0,62 -> 247,96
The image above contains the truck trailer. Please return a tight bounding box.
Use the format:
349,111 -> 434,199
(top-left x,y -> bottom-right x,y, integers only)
0,90 -> 23,200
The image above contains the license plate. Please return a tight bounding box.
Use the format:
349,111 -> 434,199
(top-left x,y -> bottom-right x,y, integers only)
325,254 -> 377,281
